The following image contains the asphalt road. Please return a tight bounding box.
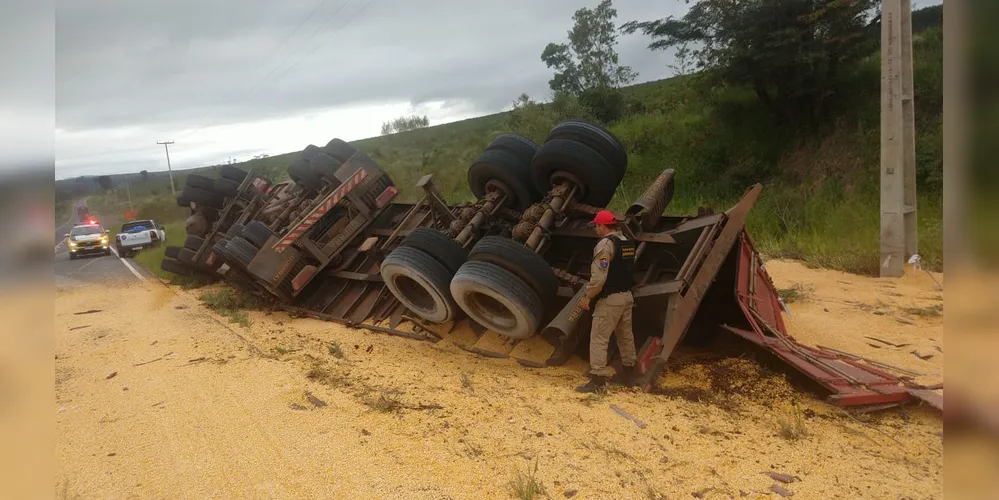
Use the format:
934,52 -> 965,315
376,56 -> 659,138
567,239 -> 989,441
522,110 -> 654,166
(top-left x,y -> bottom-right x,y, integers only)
54,199 -> 151,287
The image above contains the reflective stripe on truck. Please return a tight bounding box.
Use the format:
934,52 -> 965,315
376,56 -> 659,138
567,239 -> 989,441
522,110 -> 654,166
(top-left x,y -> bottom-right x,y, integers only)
272,168 -> 368,253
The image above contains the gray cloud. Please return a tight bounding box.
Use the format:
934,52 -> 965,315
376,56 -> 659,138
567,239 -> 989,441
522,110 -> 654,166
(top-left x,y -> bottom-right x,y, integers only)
56,0 -> 686,176
2,1 -> 55,172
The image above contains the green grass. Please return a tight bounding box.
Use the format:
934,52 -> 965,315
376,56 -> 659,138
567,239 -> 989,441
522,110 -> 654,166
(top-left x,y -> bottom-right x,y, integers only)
777,283 -> 813,304
328,342 -> 344,359
776,407 -> 809,442
198,288 -> 266,328
506,462 -> 547,500
55,199 -> 74,225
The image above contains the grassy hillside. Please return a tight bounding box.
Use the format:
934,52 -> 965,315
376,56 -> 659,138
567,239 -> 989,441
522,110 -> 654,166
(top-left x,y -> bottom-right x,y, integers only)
96,24 -> 943,277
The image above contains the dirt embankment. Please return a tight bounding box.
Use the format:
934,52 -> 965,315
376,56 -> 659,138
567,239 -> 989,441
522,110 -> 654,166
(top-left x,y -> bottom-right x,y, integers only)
55,259 -> 943,499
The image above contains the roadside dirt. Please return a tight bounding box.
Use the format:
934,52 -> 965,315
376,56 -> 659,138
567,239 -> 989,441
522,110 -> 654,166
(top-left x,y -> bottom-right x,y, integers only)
55,259 -> 943,499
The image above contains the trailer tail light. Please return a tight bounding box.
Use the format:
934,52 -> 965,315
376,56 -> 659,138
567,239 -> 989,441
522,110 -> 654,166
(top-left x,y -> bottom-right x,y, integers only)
291,265 -> 317,291
375,185 -> 399,209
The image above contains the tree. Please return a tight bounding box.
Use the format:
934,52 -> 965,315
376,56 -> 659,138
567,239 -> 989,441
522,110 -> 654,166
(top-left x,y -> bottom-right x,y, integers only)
140,170 -> 148,181
95,175 -> 113,193
541,0 -> 637,122
622,0 -> 878,128
381,114 -> 430,135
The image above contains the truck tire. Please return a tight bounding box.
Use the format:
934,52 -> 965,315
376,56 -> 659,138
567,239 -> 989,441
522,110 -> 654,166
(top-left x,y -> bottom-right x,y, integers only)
308,152 -> 342,183
219,165 -> 247,182
545,120 -> 628,182
399,228 -> 467,275
301,144 -> 322,159
226,222 -> 246,238
380,246 -> 459,324
185,174 -> 215,190
288,158 -> 323,192
210,239 -> 229,263
468,236 -> 557,303
450,260 -> 543,340
324,138 -> 357,163
184,235 -> 205,251
183,186 -> 225,209
486,134 -> 539,167
164,245 -> 182,259
213,177 -> 240,197
227,237 -> 258,267
467,149 -> 541,211
161,258 -> 195,276
241,220 -> 275,248
178,248 -> 197,264
530,139 -> 618,207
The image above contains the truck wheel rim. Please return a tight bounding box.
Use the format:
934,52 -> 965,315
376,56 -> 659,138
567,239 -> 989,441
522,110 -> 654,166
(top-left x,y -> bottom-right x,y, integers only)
464,292 -> 517,331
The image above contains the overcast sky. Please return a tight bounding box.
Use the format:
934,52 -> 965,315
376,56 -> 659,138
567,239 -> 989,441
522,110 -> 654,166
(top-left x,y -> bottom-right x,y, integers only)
52,0 -> 688,180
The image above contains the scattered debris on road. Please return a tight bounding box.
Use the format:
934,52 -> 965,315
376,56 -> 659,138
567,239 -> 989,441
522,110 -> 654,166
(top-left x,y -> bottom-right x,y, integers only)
770,483 -> 794,497
133,352 -> 173,366
304,391 -> 327,408
763,472 -> 801,484
609,404 -> 647,429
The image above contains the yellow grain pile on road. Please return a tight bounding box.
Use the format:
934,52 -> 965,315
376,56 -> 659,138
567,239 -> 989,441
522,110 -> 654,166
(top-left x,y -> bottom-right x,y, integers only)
55,259 -> 943,499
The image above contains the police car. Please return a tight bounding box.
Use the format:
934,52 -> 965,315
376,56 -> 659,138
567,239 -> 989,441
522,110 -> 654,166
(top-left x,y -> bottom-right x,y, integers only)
65,221 -> 111,259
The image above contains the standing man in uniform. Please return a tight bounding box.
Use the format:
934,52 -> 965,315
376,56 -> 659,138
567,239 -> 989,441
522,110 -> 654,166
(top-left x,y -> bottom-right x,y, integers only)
575,209 -> 638,393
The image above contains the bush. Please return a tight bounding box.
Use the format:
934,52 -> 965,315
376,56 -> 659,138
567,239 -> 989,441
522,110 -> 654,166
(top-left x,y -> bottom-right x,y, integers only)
579,87 -> 625,123
505,93 -> 596,143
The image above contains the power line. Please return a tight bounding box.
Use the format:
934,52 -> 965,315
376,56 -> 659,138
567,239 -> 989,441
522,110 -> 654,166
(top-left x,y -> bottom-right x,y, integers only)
270,0 -> 375,85
252,0 -> 337,80
250,0 -> 356,91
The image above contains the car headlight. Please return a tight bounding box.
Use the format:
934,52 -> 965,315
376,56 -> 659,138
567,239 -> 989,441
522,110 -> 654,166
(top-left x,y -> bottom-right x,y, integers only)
68,240 -> 77,248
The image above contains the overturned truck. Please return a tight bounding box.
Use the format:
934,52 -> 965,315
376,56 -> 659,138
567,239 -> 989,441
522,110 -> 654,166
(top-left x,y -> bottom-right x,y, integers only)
167,122 -> 942,411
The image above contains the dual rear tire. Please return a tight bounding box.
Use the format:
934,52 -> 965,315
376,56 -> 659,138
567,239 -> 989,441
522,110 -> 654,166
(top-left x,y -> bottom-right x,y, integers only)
467,121 -> 628,210
379,229 -> 467,323
380,232 -> 557,340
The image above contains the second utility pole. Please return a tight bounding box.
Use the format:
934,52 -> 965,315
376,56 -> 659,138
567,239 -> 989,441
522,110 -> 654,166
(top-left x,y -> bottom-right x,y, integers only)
157,140 -> 176,196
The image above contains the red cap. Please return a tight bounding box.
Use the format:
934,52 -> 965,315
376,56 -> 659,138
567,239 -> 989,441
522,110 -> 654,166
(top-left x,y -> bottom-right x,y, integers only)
588,209 -> 617,227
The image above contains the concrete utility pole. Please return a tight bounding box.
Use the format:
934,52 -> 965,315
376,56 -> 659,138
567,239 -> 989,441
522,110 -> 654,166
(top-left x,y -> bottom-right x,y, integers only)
124,173 -> 132,211
879,0 -> 917,277
157,141 -> 177,196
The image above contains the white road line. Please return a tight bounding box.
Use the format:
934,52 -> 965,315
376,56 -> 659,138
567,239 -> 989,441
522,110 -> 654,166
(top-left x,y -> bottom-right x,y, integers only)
110,246 -> 148,283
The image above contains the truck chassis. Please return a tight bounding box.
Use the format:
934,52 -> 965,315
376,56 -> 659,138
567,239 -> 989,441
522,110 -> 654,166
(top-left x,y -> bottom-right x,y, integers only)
171,126 -> 942,412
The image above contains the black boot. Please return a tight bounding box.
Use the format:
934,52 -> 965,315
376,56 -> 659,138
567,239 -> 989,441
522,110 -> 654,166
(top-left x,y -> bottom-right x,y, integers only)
611,366 -> 635,386
575,375 -> 609,393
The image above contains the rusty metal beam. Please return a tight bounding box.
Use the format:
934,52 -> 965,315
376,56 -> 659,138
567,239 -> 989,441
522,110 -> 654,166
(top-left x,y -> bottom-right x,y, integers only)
550,212 -> 723,242
417,174 -> 457,224
631,280 -> 683,299
281,305 -> 438,342
332,271 -> 383,282
646,184 -> 762,383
